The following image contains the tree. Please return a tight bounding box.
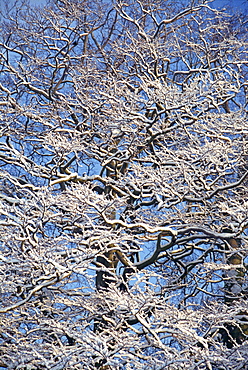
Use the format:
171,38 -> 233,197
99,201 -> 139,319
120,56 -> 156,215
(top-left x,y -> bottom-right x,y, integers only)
0,0 -> 248,368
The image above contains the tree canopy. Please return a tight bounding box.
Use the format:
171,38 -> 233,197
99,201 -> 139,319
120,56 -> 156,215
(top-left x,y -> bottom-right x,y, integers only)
0,0 -> 248,369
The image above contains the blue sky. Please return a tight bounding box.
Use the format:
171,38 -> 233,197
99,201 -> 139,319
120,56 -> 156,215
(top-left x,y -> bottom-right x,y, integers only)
1,0 -> 247,10
213,0 -> 247,10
